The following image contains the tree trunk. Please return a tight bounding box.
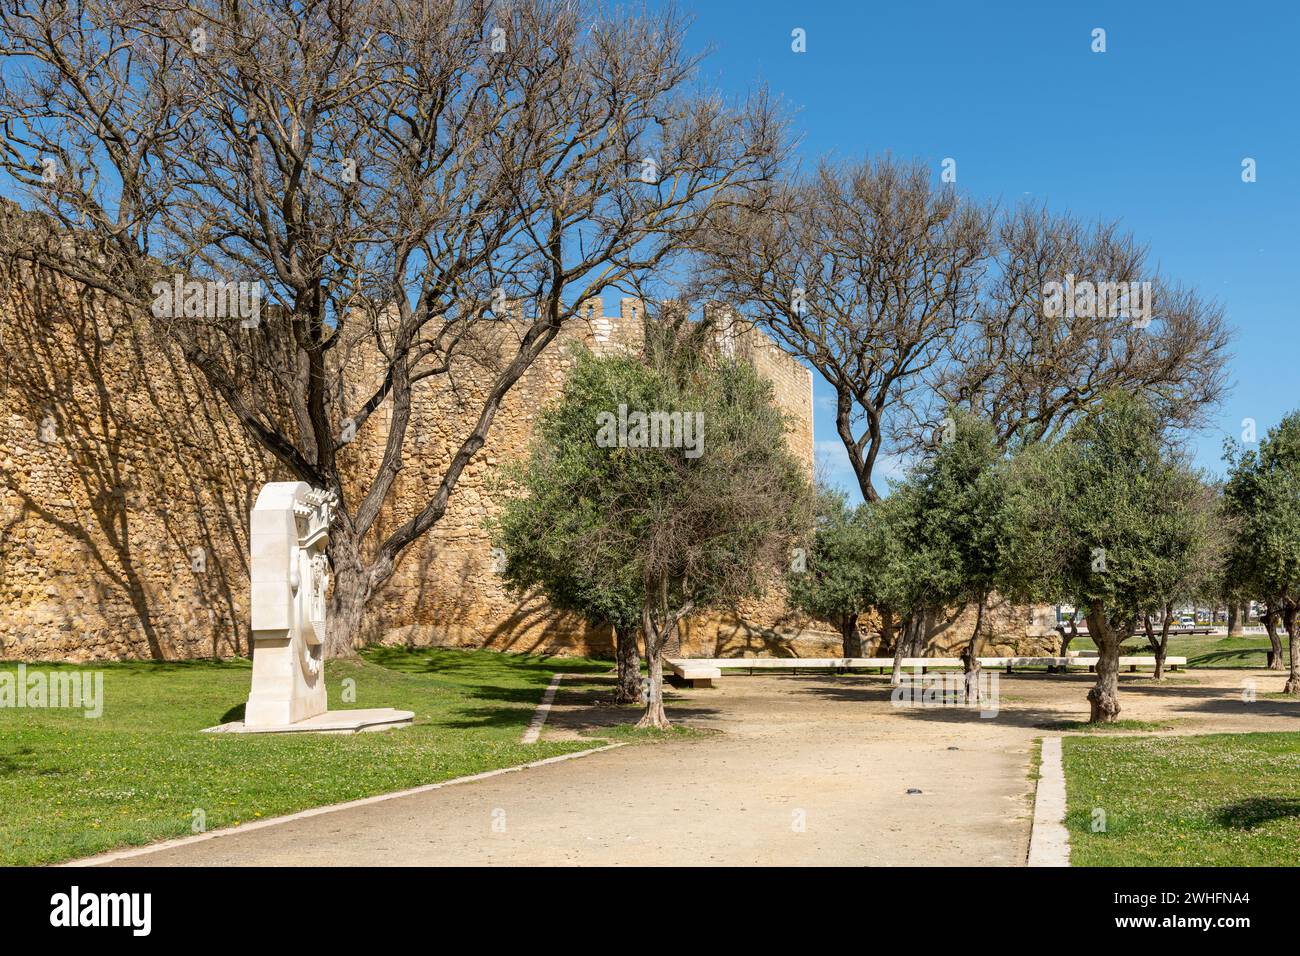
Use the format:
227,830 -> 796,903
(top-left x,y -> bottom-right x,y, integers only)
1284,605 -> 1300,697
1085,604 -> 1122,723
881,607 -> 895,655
325,538 -> 371,659
1058,613 -> 1078,657
911,608 -> 929,656
1153,603 -> 1174,680
962,595 -> 986,702
1265,606 -> 1285,670
638,641 -> 669,728
613,623 -> 641,704
890,613 -> 912,687
637,600 -> 676,728
841,612 -> 862,658
1141,613 -> 1160,653
1227,602 -> 1242,637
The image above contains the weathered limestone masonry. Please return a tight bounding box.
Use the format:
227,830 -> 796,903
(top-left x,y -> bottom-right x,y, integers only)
1,270 -> 1055,662
0,266 -> 269,661
0,277 -> 824,661
359,296 -> 831,659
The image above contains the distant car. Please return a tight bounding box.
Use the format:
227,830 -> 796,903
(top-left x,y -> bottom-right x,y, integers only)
1179,615 -> 1195,627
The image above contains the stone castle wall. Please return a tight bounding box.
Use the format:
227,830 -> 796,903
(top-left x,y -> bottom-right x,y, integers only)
0,268 -> 1055,663
0,273 -> 836,661
355,297 -> 829,659
0,267 -> 269,661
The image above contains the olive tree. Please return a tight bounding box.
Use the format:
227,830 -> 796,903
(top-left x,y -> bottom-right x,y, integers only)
1002,393 -> 1211,722
870,478 -> 963,687
490,453 -> 643,702
867,412 -> 1006,695
919,413 -> 1006,683
785,489 -> 886,657
1224,413 -> 1300,694
494,318 -> 812,728
1138,479 -> 1225,679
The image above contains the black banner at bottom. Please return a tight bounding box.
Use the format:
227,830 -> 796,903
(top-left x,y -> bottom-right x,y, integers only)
0,865 -> 1278,942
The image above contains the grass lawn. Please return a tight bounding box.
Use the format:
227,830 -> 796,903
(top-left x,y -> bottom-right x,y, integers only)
0,646 -> 614,866
1069,630 -> 1279,668
1037,719 -> 1176,733
1063,731 -> 1300,865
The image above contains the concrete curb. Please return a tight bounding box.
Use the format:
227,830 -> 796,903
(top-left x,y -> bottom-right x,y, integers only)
521,672 -> 568,743
62,742 -> 626,867
1026,736 -> 1071,866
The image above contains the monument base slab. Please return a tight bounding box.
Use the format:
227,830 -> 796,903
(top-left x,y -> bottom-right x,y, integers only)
203,708 -> 414,735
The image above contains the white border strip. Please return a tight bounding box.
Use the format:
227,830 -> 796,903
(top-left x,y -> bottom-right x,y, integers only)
521,672 -> 567,744
63,742 -> 625,867
1026,736 -> 1071,866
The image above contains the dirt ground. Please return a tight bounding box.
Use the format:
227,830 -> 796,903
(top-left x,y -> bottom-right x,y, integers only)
92,667 -> 1299,867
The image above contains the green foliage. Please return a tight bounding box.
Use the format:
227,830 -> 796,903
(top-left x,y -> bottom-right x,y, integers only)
920,412 -> 1006,603
1001,391 -> 1216,626
788,411 -> 1010,646
493,333 -> 813,636
1223,412 -> 1300,608
786,488 -> 884,629
489,351 -> 648,632
879,411 -> 1007,615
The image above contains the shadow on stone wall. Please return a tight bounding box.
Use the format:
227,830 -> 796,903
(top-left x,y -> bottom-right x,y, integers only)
368,532 -> 616,658
0,265 -> 261,660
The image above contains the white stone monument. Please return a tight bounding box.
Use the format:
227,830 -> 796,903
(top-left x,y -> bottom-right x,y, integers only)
206,481 -> 412,734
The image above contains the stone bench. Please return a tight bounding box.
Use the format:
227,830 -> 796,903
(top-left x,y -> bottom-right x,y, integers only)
1119,655 -> 1187,671
664,655 -> 1187,684
666,660 -> 722,688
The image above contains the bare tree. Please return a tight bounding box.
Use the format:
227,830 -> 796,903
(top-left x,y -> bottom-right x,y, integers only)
935,206 -> 1231,448
0,0 -> 785,655
693,159 -> 1230,501
692,156 -> 990,501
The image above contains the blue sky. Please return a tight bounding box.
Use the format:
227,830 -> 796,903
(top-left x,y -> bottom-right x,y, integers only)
667,0 -> 1299,499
